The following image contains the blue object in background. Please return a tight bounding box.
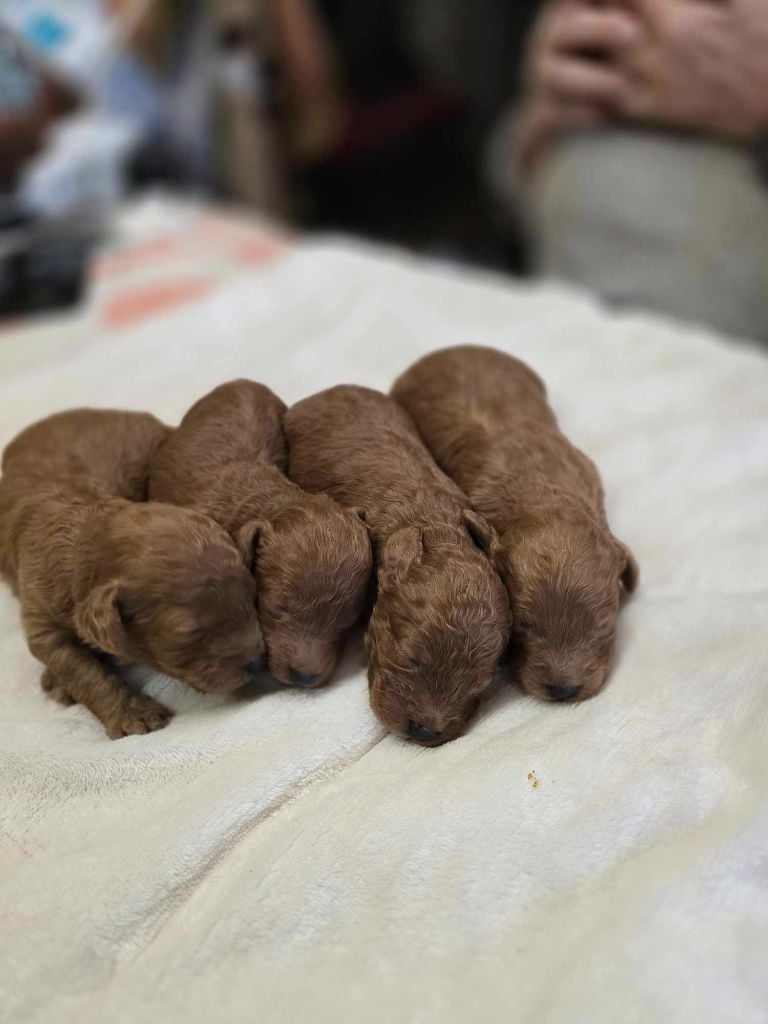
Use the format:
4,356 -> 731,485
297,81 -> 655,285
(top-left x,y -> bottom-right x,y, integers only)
22,11 -> 71,53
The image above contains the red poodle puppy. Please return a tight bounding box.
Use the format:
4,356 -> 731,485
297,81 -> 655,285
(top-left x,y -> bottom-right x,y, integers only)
150,380 -> 372,689
1,410 -> 265,738
285,385 -> 510,745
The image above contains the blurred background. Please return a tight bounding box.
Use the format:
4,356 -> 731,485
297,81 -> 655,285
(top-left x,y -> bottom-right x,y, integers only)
2,0 -> 768,342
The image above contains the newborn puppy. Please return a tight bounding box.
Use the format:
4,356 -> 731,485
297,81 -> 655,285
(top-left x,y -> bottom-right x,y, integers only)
149,380 -> 372,689
392,345 -> 638,703
0,410 -> 265,739
285,386 -> 510,746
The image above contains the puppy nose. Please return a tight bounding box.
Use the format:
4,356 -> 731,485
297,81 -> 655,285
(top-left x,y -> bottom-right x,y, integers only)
407,720 -> 438,742
244,653 -> 267,676
289,668 -> 317,688
546,683 -> 583,702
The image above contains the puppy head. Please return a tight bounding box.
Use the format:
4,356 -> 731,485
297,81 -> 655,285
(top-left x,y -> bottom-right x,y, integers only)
75,505 -> 264,693
236,498 -> 372,689
502,512 -> 638,702
366,512 -> 510,746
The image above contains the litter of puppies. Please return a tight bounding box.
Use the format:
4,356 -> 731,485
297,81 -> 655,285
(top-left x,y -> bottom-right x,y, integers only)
0,346 -> 637,744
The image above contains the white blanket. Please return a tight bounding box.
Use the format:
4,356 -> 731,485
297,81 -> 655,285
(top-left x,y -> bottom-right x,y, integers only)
1,224 -> 767,1024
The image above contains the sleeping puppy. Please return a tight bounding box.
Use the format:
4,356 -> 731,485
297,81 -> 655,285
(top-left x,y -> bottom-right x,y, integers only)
0,410 -> 265,739
392,345 -> 638,703
285,386 -> 510,746
149,380 -> 372,689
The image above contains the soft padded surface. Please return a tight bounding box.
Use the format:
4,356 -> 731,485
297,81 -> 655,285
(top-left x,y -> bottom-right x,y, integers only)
2,210 -> 767,1023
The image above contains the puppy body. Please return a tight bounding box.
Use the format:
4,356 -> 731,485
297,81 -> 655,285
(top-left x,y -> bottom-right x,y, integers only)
149,380 -> 372,688
2,408 -> 171,502
392,345 -> 638,702
285,385 -> 510,745
0,410 -> 264,738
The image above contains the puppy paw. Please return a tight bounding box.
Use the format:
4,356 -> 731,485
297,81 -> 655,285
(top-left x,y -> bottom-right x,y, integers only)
41,668 -> 74,706
107,694 -> 173,739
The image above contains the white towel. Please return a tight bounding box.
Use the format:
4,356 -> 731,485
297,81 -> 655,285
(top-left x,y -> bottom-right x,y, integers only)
1,235 -> 767,1024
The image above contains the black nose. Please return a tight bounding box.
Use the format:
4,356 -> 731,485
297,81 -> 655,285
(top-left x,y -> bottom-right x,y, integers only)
546,683 -> 583,702
244,653 -> 267,676
289,668 -> 318,688
407,720 -> 438,742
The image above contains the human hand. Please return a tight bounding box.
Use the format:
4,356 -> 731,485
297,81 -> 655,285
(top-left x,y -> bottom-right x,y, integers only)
516,0 -> 643,171
617,0 -> 768,140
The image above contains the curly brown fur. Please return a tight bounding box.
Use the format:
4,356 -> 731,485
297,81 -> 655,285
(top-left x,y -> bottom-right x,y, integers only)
149,380 -> 372,689
392,346 -> 639,703
0,410 -> 264,739
285,386 -> 510,746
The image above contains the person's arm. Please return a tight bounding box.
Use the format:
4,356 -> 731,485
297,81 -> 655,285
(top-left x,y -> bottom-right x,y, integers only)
269,0 -> 347,158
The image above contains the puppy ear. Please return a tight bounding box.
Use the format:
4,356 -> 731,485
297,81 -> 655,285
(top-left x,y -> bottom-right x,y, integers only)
617,541 -> 639,595
236,520 -> 263,573
461,508 -> 502,560
379,526 -> 422,581
74,581 -> 130,655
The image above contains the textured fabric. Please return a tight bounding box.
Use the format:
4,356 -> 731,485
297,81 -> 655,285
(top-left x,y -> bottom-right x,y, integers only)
527,129 -> 768,343
1,219 -> 767,1024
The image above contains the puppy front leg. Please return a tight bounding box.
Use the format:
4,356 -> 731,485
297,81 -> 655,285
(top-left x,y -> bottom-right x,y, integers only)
30,629 -> 172,738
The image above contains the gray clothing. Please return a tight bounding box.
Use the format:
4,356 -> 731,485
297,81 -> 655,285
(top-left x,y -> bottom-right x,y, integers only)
527,130 -> 768,342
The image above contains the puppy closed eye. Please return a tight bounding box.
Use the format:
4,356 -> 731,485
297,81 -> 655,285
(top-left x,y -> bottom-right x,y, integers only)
178,626 -> 206,645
